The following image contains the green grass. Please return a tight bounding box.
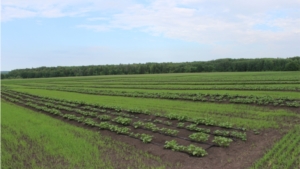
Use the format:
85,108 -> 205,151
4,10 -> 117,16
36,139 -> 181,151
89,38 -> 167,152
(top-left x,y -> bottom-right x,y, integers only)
12,88 -> 300,129
250,125 -> 300,169
1,100 -> 167,169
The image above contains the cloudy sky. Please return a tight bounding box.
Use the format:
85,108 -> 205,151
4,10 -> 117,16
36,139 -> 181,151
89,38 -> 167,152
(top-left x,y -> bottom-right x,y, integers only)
1,0 -> 300,70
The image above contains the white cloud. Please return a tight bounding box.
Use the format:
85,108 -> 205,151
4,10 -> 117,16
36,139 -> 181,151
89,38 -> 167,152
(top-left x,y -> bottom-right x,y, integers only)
1,7 -> 37,21
2,0 -> 300,51
1,0 -> 132,21
87,17 -> 109,21
78,0 -> 300,45
77,24 -> 110,31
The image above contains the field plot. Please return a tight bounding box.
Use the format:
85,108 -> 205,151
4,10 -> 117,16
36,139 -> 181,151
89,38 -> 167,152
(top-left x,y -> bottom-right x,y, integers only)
1,72 -> 300,169
1,101 -> 168,169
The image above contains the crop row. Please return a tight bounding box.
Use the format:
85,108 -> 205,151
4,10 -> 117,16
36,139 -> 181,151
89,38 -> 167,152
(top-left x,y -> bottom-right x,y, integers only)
133,121 -> 179,136
184,124 -> 247,141
21,80 -> 300,86
164,140 -> 208,157
2,90 -> 248,139
3,90 -> 248,131
2,94 -> 216,157
31,83 -> 300,91
31,87 -> 300,107
83,83 -> 300,91
2,94 -> 155,143
1,91 -> 246,142
2,91 -> 244,144
164,137 -> 233,157
3,90 -> 250,134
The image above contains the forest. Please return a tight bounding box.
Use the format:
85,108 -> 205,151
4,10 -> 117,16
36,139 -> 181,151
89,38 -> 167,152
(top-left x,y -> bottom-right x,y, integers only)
2,57 -> 300,79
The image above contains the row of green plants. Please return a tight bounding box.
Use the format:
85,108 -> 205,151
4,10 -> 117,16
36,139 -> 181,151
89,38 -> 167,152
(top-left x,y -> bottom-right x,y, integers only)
3,90 -> 244,156
6,94 -> 136,130
32,87 -> 300,107
65,114 -> 153,143
4,90 -> 249,133
153,119 -> 173,126
24,102 -> 63,116
6,90 -> 246,144
3,90 -> 247,138
212,136 -> 233,147
132,119 -> 238,145
151,112 -> 239,130
112,116 -> 132,126
214,130 -> 247,141
3,90 -> 140,121
5,92 -> 156,144
152,118 -> 244,138
83,105 -> 136,118
61,92 -> 240,142
3,91 -> 240,140
188,132 -> 233,147
39,83 -> 300,92
62,114 -> 85,122
67,116 -> 153,143
184,124 -> 247,141
2,95 -> 24,104
4,90 -> 241,131
95,84 -> 300,91
133,121 -> 179,136
10,92 -> 139,121
17,95 -> 145,129
164,140 -> 208,157
2,93 -> 159,144
97,115 -> 111,121
189,132 -> 209,142
3,93 -> 155,144
64,80 -> 300,85
18,77 -> 299,87
3,91 -> 248,139
185,124 -> 211,133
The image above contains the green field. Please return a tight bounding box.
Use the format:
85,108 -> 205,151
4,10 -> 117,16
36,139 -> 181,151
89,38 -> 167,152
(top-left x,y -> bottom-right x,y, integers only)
1,101 -> 167,169
2,72 -> 300,169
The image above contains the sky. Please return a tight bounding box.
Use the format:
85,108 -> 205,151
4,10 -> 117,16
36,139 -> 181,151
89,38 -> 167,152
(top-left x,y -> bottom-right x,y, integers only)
1,0 -> 300,71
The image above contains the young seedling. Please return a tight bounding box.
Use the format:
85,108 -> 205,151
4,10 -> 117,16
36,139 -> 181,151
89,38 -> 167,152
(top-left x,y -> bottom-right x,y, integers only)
189,132 -> 209,142
140,134 -> 153,143
185,144 -> 208,157
177,122 -> 185,128
133,121 -> 144,129
213,136 -> 233,147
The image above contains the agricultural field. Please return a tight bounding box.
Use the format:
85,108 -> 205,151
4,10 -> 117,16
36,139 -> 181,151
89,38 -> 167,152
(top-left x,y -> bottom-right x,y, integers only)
1,71 -> 300,169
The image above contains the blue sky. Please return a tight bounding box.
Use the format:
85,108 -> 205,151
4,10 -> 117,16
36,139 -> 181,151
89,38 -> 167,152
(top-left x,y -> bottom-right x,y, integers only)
1,0 -> 300,70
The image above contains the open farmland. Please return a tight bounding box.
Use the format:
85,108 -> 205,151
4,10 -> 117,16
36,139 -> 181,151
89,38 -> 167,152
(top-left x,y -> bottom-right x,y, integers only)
1,71 -> 300,169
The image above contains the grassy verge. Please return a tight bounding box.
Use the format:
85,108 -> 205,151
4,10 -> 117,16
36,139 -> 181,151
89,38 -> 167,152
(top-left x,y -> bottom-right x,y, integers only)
1,100 -> 166,169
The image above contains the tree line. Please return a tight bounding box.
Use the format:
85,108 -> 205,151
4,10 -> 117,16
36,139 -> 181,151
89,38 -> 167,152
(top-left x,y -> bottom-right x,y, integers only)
2,57 -> 300,79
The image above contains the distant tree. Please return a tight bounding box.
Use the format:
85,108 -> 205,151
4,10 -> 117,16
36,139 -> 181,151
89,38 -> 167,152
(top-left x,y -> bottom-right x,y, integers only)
285,61 -> 300,71
4,57 -> 299,79
1,74 -> 6,79
263,59 -> 274,71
